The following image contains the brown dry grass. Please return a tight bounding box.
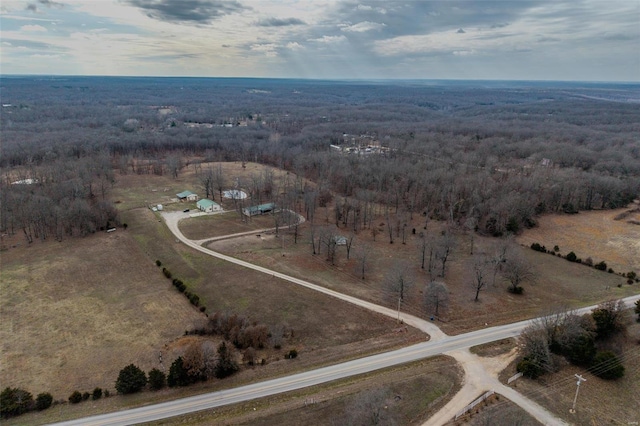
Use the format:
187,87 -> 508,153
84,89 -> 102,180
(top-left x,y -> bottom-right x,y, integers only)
0,230 -> 203,398
205,213 -> 638,335
179,212 -> 276,240
139,356 -> 462,426
454,394 -> 543,426
516,205 -> 640,274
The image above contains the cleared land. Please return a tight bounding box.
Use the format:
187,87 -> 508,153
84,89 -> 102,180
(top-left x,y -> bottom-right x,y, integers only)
516,205 -> 640,274
3,160 -> 638,424
204,215 -> 637,335
0,230 -> 203,398
0,161 -> 424,421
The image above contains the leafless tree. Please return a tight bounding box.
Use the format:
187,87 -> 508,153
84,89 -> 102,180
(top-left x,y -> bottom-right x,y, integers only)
183,341 -> 205,379
470,255 -> 490,302
213,163 -> 226,202
200,166 -> 215,199
424,281 -> 449,318
384,263 -> 414,320
491,239 -> 511,286
355,243 -> 370,280
344,233 -> 355,260
166,153 -> 183,179
435,230 -> 456,277
501,255 -> 535,294
519,323 -> 555,374
242,347 -> 256,366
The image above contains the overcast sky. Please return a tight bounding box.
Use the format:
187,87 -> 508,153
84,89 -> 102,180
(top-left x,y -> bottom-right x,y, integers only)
1,0 -> 639,81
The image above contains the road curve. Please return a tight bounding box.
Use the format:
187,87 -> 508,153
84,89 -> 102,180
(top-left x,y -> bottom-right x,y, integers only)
51,212 -> 639,425
161,211 -> 447,340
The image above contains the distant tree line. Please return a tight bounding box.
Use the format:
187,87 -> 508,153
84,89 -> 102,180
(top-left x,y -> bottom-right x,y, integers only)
2,78 -> 638,241
0,152 -> 119,242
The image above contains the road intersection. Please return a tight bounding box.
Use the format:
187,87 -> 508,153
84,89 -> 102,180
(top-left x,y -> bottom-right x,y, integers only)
52,212 -> 640,426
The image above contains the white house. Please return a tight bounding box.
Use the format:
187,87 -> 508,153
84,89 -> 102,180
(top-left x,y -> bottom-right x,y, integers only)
197,199 -> 222,213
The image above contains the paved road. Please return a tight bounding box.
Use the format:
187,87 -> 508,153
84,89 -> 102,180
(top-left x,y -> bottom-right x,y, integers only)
51,295 -> 639,426
48,320 -> 555,426
52,213 -> 639,425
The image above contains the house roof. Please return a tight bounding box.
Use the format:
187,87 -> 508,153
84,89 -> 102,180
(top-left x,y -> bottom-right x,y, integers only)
197,199 -> 218,208
244,203 -> 275,213
177,190 -> 194,198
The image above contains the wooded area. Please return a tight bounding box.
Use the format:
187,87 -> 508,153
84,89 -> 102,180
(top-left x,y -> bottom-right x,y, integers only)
1,77 -> 638,240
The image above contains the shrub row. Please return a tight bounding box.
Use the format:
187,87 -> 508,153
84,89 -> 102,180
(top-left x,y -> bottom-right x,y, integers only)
69,387 -> 106,404
156,260 -> 206,313
530,243 -> 638,283
188,312 -> 278,350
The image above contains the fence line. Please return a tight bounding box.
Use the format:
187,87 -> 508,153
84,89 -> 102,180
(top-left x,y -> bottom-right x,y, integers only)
454,390 -> 495,420
507,372 -> 523,384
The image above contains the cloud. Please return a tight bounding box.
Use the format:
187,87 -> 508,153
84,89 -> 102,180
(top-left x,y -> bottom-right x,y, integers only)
21,24 -> 48,32
138,52 -> 201,61
254,17 -> 305,27
456,28 -> 465,34
286,41 -> 303,50
452,50 -> 474,56
250,43 -> 278,57
1,38 -> 67,52
124,0 -> 247,24
340,21 -> 386,33
308,35 -> 347,44
26,0 -> 64,13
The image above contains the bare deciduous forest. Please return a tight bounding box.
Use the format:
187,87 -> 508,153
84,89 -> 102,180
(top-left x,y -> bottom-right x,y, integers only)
1,77 -> 639,241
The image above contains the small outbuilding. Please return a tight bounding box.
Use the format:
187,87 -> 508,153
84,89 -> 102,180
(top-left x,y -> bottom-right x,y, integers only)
242,203 -> 275,217
197,199 -> 222,213
177,191 -> 198,201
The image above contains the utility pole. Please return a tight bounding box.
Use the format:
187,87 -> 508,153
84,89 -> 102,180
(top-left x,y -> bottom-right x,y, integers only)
570,374 -> 586,414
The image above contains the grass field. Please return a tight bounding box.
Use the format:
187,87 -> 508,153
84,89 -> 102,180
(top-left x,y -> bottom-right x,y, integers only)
0,230 -> 203,398
179,212 -> 277,240
516,205 -> 640,274
203,213 -> 637,335
3,160 -> 638,424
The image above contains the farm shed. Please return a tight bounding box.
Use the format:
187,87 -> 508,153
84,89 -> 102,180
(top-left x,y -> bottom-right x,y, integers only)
177,190 -> 198,201
197,199 -> 222,213
242,203 -> 275,217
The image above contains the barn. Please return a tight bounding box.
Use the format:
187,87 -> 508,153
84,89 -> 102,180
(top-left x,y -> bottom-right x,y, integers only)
177,190 -> 198,202
197,199 -> 222,213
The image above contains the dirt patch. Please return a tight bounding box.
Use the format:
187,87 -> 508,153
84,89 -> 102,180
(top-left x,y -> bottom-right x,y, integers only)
470,338 -> 517,358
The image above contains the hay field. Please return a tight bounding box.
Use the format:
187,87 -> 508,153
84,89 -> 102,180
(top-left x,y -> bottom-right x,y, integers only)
0,230 -> 203,397
516,206 -> 640,274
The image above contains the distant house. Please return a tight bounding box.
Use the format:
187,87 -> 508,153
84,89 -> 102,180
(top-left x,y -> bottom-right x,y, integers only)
177,190 -> 198,201
332,236 -> 347,246
242,203 -> 275,217
197,199 -> 222,213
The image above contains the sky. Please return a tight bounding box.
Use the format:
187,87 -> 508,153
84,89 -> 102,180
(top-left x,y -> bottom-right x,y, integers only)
1,0 -> 639,81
